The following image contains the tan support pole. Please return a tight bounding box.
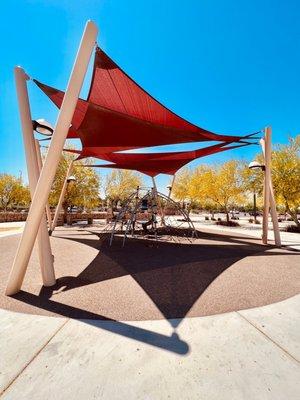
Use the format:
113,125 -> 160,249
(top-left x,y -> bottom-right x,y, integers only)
50,161 -> 73,233
152,176 -> 165,226
6,20 -> 98,295
12,68 -> 55,288
35,139 -> 52,228
261,127 -> 281,246
260,129 -> 270,244
168,174 -> 176,199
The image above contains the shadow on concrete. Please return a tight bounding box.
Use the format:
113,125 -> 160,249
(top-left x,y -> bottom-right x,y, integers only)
13,291 -> 189,355
8,228 -> 298,355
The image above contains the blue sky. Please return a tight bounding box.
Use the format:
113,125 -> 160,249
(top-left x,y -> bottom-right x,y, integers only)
1,0 -> 300,192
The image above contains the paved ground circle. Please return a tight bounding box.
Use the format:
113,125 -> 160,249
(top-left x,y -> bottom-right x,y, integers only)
0,226 -> 299,320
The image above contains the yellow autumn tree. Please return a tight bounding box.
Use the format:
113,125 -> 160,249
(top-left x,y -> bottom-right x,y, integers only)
271,136 -> 300,227
189,165 -> 216,214
172,168 -> 193,202
172,168 -> 200,215
48,150 -> 101,214
0,173 -> 30,211
194,161 -> 245,223
105,169 -> 143,208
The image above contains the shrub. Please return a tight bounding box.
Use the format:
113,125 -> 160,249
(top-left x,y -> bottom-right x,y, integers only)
286,225 -> 300,233
249,218 -> 261,224
216,220 -> 240,227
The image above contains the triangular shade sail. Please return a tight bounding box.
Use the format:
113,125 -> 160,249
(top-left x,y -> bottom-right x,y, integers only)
34,47 -> 253,154
88,48 -> 243,138
71,142 -> 249,177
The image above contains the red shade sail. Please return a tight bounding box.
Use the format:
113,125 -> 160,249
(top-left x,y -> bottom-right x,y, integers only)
88,48 -> 240,139
35,46 -> 257,177
71,142 -> 249,177
34,47 -> 253,154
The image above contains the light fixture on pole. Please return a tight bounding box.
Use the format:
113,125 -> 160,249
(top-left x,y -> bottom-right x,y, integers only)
32,119 -> 54,136
67,175 -> 76,185
65,175 -> 76,216
248,161 -> 265,171
248,161 -> 260,224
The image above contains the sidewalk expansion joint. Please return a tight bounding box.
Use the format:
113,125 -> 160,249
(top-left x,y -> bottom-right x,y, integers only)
237,311 -> 299,364
0,318 -> 70,397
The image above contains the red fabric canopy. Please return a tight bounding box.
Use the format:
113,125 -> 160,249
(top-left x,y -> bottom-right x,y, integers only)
70,142 -> 249,177
35,46 -> 257,175
87,48 -> 241,141
34,47 -> 251,153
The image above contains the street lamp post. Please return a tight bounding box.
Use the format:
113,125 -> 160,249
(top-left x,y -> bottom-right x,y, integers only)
253,190 -> 257,223
50,162 -> 75,234
248,161 -> 265,224
248,127 -> 281,246
33,138 -> 53,227
64,175 -> 76,224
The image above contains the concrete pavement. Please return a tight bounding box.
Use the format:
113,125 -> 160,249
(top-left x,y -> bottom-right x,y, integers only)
0,295 -> 299,399
1,216 -> 299,250
0,222 -> 24,238
0,220 -> 299,399
190,214 -> 300,251
1,228 -> 299,320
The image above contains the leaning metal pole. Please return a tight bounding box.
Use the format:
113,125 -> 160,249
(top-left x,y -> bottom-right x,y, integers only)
261,128 -> 281,246
12,68 -> 55,287
152,176 -> 165,226
50,161 -> 74,234
35,139 -> 52,228
260,128 -> 271,245
168,174 -> 176,199
6,20 -> 98,295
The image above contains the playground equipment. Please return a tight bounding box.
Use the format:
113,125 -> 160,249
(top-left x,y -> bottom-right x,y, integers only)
5,20 -> 280,296
104,186 -> 197,247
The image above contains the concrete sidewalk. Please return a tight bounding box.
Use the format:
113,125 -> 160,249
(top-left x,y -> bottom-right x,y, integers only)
1,295 -> 299,400
0,222 -> 24,238
2,217 -> 299,250
190,215 -> 300,251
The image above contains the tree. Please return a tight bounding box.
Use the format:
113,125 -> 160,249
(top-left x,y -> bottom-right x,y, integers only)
172,168 -> 192,202
192,161 -> 245,223
271,136 -> 300,227
189,165 -> 218,215
48,151 -> 101,216
0,173 -> 30,211
105,169 -> 143,208
172,168 -> 199,215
